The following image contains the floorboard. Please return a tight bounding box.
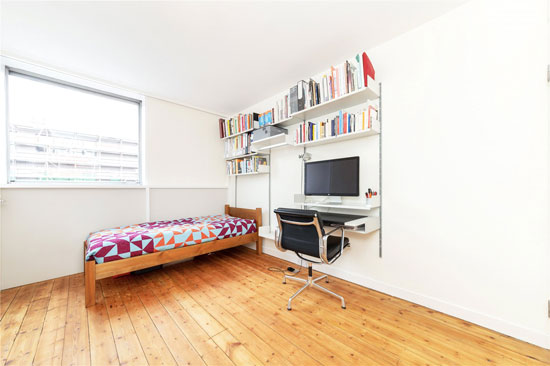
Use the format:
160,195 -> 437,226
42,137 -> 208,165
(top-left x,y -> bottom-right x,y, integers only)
0,247 -> 548,366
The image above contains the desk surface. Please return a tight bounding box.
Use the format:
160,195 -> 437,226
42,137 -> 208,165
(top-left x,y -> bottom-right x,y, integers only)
319,212 -> 369,228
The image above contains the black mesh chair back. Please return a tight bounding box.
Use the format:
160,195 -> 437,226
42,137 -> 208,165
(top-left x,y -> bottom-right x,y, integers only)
274,208 -> 324,258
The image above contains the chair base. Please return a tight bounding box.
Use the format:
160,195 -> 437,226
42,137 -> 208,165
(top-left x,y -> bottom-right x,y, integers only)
282,263 -> 346,310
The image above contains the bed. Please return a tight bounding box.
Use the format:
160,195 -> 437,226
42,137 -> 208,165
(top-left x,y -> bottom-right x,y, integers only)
84,205 -> 262,307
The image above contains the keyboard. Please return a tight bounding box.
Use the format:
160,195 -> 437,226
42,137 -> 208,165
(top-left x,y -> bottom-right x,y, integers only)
319,212 -> 368,226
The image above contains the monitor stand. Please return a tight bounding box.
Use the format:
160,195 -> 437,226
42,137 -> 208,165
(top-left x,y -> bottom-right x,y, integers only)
324,196 -> 342,204
293,194 -> 343,206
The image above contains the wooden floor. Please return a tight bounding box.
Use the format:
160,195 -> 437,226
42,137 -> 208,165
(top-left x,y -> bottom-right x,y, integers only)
1,247 -> 549,366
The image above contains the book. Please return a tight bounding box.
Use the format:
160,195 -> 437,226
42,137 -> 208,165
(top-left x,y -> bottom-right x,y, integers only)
362,52 -> 375,87
355,54 -> 363,90
289,85 -> 298,114
219,118 -> 225,138
297,80 -> 306,111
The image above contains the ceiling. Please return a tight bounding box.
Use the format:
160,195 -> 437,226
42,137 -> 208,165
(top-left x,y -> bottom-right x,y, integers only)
1,1 -> 466,116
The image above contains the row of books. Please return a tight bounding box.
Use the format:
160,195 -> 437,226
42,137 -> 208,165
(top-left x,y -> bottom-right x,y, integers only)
294,104 -> 378,145
219,113 -> 259,139
226,156 -> 268,175
274,95 -> 290,123
276,51 -> 375,119
258,109 -> 274,127
224,134 -> 252,158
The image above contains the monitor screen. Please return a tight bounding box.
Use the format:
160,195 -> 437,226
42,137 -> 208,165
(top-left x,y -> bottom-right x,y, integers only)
304,157 -> 359,196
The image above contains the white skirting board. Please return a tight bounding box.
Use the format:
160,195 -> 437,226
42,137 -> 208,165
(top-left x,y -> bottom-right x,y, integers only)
254,243 -> 550,350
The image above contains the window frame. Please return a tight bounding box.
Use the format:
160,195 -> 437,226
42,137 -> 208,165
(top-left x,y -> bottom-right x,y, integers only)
3,60 -> 144,187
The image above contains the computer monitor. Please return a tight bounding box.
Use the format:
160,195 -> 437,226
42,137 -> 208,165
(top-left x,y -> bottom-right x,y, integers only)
304,156 -> 359,196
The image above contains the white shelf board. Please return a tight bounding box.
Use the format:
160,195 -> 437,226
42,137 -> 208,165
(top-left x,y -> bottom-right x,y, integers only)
224,152 -> 267,161
293,119 -> 380,148
303,197 -> 380,210
250,133 -> 288,151
258,216 -> 379,238
274,81 -> 379,127
222,128 -> 254,140
270,116 -> 293,127
228,171 -> 268,177
348,217 -> 380,234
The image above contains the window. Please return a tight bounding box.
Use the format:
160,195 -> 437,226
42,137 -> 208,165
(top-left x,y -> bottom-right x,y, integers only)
6,69 -> 141,184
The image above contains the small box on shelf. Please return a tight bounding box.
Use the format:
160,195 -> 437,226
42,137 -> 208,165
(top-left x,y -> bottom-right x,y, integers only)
251,131 -> 289,151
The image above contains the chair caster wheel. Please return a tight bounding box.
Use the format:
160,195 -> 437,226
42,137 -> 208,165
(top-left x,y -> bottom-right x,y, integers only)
287,307 -> 291,311
342,306 -> 346,309
325,280 -> 329,283
282,281 -> 286,284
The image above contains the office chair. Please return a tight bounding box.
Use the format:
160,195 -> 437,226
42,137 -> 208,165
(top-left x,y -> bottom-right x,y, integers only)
274,208 -> 350,310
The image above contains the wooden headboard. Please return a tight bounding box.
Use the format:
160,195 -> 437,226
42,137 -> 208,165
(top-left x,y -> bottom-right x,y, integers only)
225,205 -> 262,227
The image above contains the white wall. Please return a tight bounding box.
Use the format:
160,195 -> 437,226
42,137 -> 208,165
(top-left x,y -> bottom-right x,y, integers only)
1,91 -> 228,289
0,188 -> 146,289
145,97 -> 227,187
149,188 -> 227,221
232,0 -> 550,348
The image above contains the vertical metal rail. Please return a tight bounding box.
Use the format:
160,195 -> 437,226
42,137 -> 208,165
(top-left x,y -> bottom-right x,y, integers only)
234,175 -> 238,207
378,82 -> 383,258
268,150 -> 272,228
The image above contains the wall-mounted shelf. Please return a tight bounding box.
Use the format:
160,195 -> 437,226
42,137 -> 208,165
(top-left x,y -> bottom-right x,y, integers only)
258,216 -> 380,239
272,116 -> 293,126
229,171 -> 268,177
302,196 -> 380,210
222,127 -> 254,140
225,152 -> 265,161
271,79 -> 379,128
251,133 -> 288,151
342,217 -> 380,235
226,156 -> 269,176
293,119 -> 380,148
229,165 -> 269,177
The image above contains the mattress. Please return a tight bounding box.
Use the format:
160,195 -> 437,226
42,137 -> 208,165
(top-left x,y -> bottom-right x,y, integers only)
85,214 -> 257,264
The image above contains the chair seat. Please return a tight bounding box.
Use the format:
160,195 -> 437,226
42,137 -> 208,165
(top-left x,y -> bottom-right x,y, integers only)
326,235 -> 350,260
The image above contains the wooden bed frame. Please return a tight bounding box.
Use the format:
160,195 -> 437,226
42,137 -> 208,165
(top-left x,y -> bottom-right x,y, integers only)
84,205 -> 262,307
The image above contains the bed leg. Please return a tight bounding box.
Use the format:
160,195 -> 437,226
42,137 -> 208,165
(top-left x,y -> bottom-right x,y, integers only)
85,259 -> 96,307
256,237 -> 263,255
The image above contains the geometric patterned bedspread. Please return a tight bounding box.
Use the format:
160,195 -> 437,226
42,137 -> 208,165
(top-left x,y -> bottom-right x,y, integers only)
85,214 -> 257,264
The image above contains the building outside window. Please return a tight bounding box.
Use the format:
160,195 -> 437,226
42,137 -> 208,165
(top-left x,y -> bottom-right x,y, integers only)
5,69 -> 141,184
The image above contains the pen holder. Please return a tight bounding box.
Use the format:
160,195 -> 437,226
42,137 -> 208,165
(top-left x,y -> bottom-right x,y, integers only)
366,197 -> 372,207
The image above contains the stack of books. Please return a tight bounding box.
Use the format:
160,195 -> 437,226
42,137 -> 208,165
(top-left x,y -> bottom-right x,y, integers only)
294,103 -> 378,145
219,113 -> 259,138
224,134 -> 252,158
226,155 -> 268,175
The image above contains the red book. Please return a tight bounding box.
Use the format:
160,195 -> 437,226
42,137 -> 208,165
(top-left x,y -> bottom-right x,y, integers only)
362,52 -> 375,87
219,119 -> 225,138
343,113 -> 348,134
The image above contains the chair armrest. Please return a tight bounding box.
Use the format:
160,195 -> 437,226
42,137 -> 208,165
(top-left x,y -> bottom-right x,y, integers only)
320,226 -> 345,264
274,227 -> 286,252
